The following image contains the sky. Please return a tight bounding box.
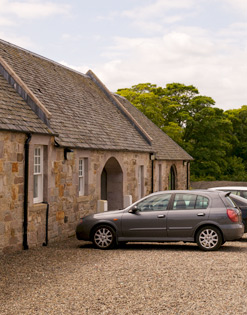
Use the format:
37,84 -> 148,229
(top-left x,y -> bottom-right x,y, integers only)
0,0 -> 247,111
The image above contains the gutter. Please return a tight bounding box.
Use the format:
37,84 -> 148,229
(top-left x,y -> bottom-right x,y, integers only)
23,133 -> 32,250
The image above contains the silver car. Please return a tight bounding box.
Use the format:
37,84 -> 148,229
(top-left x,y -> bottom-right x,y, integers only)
76,190 -> 244,251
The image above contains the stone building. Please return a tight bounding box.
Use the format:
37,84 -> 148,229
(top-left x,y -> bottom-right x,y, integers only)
0,39 -> 193,253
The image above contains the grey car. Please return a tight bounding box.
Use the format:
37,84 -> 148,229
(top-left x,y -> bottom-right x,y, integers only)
76,190 -> 244,251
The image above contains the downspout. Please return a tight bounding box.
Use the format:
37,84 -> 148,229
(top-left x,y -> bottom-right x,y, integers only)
187,162 -> 189,190
151,159 -> 154,193
23,133 -> 32,250
150,153 -> 156,193
42,202 -> 49,246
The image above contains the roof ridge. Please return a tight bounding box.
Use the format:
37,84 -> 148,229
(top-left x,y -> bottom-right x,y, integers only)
0,38 -> 88,79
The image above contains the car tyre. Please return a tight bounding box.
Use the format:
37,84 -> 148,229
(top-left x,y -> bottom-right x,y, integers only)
196,226 -> 222,251
92,225 -> 116,250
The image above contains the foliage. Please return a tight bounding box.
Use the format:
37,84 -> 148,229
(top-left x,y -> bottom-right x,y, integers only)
117,83 -> 247,181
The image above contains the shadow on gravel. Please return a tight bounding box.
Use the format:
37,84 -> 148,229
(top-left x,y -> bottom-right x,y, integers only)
238,237 -> 247,242
78,241 -> 246,252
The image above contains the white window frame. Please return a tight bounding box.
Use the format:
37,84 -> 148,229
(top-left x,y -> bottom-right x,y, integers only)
33,146 -> 43,203
79,158 -> 85,196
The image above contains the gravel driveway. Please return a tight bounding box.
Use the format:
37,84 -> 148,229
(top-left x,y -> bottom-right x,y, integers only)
1,236 -> 247,315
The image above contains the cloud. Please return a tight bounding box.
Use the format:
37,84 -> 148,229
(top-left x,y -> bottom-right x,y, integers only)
225,0 -> 247,12
91,25 -> 247,110
0,17 -> 15,26
0,31 -> 34,48
123,0 -> 195,20
121,0 -> 196,33
0,0 -> 71,19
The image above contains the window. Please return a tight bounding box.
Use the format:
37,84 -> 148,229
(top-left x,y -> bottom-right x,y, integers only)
138,165 -> 144,199
135,194 -> 172,212
172,194 -> 209,210
168,166 -> 176,190
33,146 -> 43,203
79,158 -> 88,196
195,195 -> 209,209
158,164 -> 162,191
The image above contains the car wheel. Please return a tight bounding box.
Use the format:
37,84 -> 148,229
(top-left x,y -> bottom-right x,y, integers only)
196,226 -> 222,251
92,225 -> 116,250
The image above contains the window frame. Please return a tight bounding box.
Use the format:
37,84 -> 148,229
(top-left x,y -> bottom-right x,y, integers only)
79,157 -> 88,196
33,145 -> 44,204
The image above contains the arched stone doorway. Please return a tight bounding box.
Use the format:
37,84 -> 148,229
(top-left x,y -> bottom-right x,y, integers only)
101,157 -> 123,210
168,165 -> 176,190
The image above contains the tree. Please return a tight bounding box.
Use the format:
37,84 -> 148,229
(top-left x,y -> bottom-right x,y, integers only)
117,83 -> 247,181
225,106 -> 247,170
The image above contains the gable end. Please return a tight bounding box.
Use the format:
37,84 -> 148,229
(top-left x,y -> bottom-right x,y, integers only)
0,56 -> 51,128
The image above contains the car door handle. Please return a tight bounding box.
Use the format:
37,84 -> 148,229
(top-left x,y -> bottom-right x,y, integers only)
157,214 -> 166,218
197,213 -> 205,216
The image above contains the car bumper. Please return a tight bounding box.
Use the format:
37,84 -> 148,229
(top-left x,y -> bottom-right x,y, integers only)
222,223 -> 244,241
76,224 -> 91,241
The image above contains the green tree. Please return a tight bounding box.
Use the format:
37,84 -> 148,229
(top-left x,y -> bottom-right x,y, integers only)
117,83 -> 247,181
184,107 -> 232,180
225,106 -> 247,171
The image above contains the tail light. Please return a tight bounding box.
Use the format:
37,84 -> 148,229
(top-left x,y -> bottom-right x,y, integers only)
227,209 -> 239,222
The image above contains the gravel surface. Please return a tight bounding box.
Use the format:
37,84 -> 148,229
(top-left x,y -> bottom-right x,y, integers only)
1,236 -> 247,315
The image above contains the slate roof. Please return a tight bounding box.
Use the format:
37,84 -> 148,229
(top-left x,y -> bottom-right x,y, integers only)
0,39 -> 192,160
0,74 -> 52,134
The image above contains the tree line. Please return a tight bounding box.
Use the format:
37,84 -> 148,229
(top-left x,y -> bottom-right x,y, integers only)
116,83 -> 247,181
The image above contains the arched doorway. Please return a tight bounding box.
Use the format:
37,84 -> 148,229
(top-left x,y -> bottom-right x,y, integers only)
101,157 -> 123,210
168,165 -> 176,190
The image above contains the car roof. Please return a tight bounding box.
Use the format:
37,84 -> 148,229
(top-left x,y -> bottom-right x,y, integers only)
208,186 -> 247,191
150,189 -> 228,197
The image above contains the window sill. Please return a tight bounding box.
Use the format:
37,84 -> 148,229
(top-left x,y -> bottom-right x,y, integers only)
77,195 -> 90,203
30,203 -> 48,212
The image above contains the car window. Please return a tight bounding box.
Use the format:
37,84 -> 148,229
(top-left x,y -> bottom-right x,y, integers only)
172,194 -> 196,210
135,194 -> 172,212
230,191 -> 240,196
227,196 -> 239,207
196,195 -> 209,209
240,191 -> 247,199
172,194 -> 209,210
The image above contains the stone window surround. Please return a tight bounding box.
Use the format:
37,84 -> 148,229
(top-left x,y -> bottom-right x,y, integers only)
78,157 -> 88,196
33,145 -> 43,203
28,135 -> 50,207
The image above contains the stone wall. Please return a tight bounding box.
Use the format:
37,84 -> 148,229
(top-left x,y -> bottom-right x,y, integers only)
0,131 -> 26,253
0,131 -> 190,254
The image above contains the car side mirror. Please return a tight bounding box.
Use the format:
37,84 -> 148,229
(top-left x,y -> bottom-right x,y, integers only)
129,205 -> 139,213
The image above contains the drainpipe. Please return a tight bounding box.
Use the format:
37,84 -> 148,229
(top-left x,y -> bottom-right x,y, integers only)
42,202 -> 49,246
187,162 -> 189,190
23,133 -> 32,250
150,153 -> 156,193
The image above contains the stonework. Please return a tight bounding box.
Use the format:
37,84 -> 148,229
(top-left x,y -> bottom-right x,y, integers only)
0,131 -> 25,253
0,39 -> 192,254
0,129 -> 190,254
